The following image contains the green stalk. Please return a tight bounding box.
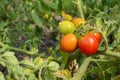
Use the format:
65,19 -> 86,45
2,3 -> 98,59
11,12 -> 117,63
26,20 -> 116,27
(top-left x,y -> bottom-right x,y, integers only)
97,29 -> 109,52
105,50 -> 120,58
77,0 -> 84,19
73,0 -> 85,19
70,56 -> 91,80
7,46 -> 32,55
0,42 -> 34,55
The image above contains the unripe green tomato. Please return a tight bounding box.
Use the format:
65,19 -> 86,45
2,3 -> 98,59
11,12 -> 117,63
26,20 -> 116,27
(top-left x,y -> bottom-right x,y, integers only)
58,21 -> 75,34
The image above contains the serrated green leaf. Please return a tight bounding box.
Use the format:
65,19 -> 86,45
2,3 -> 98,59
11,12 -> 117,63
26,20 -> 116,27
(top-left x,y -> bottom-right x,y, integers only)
96,18 -> 103,28
28,74 -> 38,80
0,71 -> 5,80
37,0 -> 51,13
0,60 -> 6,67
20,59 -> 35,69
14,66 -> 24,75
42,0 -> 59,10
30,47 -> 38,54
1,51 -> 19,66
31,10 -> 43,28
33,57 -> 45,67
56,0 -> 62,14
106,66 -> 118,74
62,0 -> 73,9
91,67 -> 102,73
48,61 -> 59,71
60,51 -> 68,69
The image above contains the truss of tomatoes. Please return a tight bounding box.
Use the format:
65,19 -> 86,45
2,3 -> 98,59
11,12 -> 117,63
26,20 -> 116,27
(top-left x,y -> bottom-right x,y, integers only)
58,19 -> 102,56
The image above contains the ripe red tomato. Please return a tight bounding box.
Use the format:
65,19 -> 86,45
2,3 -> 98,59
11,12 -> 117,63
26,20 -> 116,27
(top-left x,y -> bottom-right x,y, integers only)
94,32 -> 102,43
78,33 -> 99,55
60,34 -> 77,52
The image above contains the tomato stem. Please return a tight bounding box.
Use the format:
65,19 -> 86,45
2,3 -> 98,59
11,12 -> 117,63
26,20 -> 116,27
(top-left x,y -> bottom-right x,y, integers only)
0,42 -> 36,55
7,46 -> 33,55
104,50 -> 120,58
95,29 -> 109,52
73,0 -> 85,19
91,58 -> 110,62
70,56 -> 91,80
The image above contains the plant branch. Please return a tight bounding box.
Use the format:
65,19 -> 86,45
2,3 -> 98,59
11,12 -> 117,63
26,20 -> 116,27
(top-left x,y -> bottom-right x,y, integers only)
97,50 -> 120,58
73,0 -> 85,19
70,56 -> 91,80
0,42 -> 36,55
91,58 -> 110,62
7,46 -> 32,55
95,29 -> 109,52
105,50 -> 120,58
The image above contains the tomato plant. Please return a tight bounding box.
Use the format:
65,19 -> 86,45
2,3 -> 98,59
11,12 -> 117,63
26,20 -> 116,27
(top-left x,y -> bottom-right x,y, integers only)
58,21 -> 75,34
0,0 -> 120,80
60,34 -> 77,52
78,33 -> 99,55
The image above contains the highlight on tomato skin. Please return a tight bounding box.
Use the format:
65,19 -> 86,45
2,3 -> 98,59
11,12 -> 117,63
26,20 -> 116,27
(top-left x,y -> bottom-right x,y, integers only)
60,34 -> 77,53
77,33 -> 99,56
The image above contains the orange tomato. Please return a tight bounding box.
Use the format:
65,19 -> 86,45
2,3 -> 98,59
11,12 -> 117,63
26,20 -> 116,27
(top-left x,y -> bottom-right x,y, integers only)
60,34 -> 77,52
72,18 -> 86,26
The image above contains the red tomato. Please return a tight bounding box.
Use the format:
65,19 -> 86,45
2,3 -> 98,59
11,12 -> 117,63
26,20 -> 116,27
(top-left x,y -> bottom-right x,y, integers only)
78,33 -> 99,55
60,34 -> 77,52
94,33 -> 102,43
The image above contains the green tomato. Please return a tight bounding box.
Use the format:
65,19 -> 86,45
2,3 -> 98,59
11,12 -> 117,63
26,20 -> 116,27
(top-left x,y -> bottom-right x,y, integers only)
58,21 -> 75,34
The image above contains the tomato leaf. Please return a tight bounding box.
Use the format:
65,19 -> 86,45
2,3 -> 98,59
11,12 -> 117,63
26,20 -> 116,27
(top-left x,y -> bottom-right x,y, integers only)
91,67 -> 102,73
60,51 -> 69,69
106,66 -> 118,74
56,0 -> 62,15
20,59 -> 35,69
0,71 -> 5,80
1,51 -> 19,66
48,61 -> 59,71
28,74 -> 38,80
37,0 -> 51,14
0,60 -> 6,67
96,18 -> 103,28
31,9 -> 43,28
42,0 -> 59,10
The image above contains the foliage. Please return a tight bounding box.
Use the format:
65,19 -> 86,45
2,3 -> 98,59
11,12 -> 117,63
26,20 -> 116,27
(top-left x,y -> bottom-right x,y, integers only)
0,0 -> 120,80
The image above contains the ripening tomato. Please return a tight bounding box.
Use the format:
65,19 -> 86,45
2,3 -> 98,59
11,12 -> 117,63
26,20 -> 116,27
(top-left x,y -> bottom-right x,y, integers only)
78,33 -> 99,55
60,34 -> 77,52
58,21 -> 75,34
89,30 -> 102,43
72,18 -> 86,26
94,32 -> 102,43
